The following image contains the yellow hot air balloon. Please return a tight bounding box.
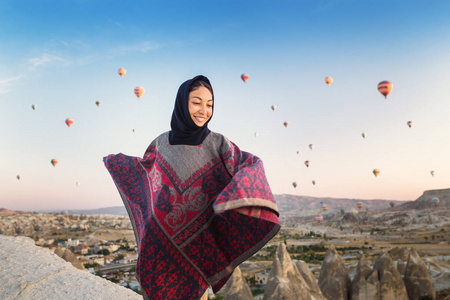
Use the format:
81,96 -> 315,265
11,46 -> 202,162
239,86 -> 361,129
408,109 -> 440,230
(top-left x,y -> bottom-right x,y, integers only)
377,81 -> 393,99
407,121 -> 413,128
325,76 -> 333,86
321,205 -> 328,212
373,169 -> 380,177
118,68 -> 126,77
241,74 -> 249,83
134,86 -> 145,99
51,159 -> 58,167
283,121 -> 289,128
305,160 -> 310,168
362,132 -> 367,138
95,101 -> 101,107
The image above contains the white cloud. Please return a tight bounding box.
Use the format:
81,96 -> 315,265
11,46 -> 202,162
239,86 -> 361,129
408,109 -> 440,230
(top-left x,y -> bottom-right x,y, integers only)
0,75 -> 22,94
28,53 -> 65,71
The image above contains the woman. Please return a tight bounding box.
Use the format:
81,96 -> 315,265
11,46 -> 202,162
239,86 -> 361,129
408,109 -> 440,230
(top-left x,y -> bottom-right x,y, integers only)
104,75 -> 280,299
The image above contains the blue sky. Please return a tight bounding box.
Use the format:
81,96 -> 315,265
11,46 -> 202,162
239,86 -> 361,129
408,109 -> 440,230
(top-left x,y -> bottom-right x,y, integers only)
1,0 -> 450,210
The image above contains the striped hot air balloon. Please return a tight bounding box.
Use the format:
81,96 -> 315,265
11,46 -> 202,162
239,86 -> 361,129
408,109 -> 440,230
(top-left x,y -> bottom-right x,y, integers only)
377,81 -> 393,99
356,202 -> 363,210
134,86 -> 145,99
315,214 -> 323,223
118,68 -> 126,77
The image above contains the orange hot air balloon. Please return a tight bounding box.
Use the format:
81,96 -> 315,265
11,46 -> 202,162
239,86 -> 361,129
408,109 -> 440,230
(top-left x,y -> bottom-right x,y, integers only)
134,86 -> 145,99
65,118 -> 74,127
271,105 -> 276,111
118,68 -> 126,77
51,159 -> 58,167
377,81 -> 393,99
305,160 -> 310,168
283,121 -> 289,128
316,214 -> 323,223
32,104 -> 37,110
356,202 -> 363,210
325,76 -> 333,86
321,205 -> 328,212
95,101 -> 101,107
362,132 -> 367,138
241,74 -> 249,83
373,169 -> 380,177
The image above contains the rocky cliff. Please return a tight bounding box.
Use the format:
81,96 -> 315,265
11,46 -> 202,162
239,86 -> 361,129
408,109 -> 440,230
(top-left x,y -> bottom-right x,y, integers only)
399,188 -> 450,210
0,235 -> 140,300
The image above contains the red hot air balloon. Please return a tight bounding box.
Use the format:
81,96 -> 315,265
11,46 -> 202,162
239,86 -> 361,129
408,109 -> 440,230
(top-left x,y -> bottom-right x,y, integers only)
118,68 -> 126,77
377,81 -> 393,99
241,74 -> 249,83
65,118 -> 74,127
325,76 -> 333,86
134,86 -> 145,99
356,202 -> 363,210
315,214 -> 323,223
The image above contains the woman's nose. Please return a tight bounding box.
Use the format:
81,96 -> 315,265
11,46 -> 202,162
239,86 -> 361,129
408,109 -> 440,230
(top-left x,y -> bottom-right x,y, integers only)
199,105 -> 207,114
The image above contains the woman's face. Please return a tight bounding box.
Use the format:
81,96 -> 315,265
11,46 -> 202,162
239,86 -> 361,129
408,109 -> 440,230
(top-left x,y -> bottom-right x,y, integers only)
188,86 -> 213,127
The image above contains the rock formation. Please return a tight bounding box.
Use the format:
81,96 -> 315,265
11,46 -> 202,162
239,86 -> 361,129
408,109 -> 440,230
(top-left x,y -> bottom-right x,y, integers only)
296,260 -> 325,300
396,259 -> 406,277
404,248 -> 436,300
221,266 -> 253,300
264,242 -> 313,300
318,245 -> 351,300
351,254 -> 379,300
53,247 -> 85,270
372,250 -> 408,300
0,235 -> 140,300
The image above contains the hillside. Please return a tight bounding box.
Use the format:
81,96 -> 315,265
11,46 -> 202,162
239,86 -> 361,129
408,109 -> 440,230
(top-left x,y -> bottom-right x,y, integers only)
398,188 -> 450,210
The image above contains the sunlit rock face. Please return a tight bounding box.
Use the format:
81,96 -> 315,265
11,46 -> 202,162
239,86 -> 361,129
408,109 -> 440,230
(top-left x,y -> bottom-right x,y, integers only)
264,242 -> 313,300
221,266 -> 253,300
351,254 -> 378,300
404,249 -> 436,300
296,260 -> 325,300
0,235 -> 140,300
372,251 -> 408,300
318,245 -> 351,300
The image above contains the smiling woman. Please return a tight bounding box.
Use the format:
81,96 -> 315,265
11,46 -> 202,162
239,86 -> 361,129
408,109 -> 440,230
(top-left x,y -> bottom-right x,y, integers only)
103,75 -> 280,300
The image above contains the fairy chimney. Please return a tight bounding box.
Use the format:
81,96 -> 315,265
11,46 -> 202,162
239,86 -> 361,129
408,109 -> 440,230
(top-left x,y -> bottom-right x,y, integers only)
372,250 -> 408,300
221,266 -> 253,300
403,248 -> 435,300
318,245 -> 351,300
264,242 -> 313,300
296,260 -> 325,300
351,254 -> 379,300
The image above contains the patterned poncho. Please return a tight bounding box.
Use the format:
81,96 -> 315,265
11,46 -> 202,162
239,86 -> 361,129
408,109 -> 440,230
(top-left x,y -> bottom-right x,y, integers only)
104,131 -> 280,300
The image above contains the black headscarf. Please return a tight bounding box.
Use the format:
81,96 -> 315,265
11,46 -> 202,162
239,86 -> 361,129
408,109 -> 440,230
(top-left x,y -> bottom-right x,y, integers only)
169,75 -> 214,145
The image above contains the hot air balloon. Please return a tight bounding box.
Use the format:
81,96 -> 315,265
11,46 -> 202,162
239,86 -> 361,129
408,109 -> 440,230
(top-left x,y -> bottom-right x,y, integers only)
76,182 -> 80,187
356,202 -> 363,210
389,201 -> 395,208
315,214 -> 323,223
312,180 -> 316,185
325,76 -> 333,86
320,201 -> 324,206
351,208 -> 358,215
271,105 -> 276,111
95,101 -> 101,107
132,129 -> 136,132
377,81 -> 393,99
254,132 -> 259,138
309,144 -> 314,150
362,132 -> 367,138
407,121 -> 413,128
134,86 -> 145,99
241,74 -> 249,83
373,169 -> 380,177
431,197 -> 439,204
32,104 -> 37,110
322,205 -> 328,212
283,121 -> 289,128
118,68 -> 126,77
305,160 -> 310,168
65,118 -> 74,127
51,159 -> 58,167
296,151 -> 300,155
340,208 -> 345,214
430,170 -> 435,177
292,182 -> 297,188
16,175 -> 20,180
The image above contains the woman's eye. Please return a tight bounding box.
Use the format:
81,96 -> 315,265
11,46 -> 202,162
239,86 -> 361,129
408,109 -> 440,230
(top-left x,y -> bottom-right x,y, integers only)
207,105 -> 212,108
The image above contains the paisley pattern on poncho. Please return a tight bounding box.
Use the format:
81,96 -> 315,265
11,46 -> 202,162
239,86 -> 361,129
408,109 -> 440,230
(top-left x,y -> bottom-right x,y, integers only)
103,131 -> 280,300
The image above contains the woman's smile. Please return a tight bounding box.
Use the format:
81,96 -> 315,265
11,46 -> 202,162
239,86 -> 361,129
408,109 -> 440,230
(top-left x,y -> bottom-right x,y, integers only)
188,86 -> 213,127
